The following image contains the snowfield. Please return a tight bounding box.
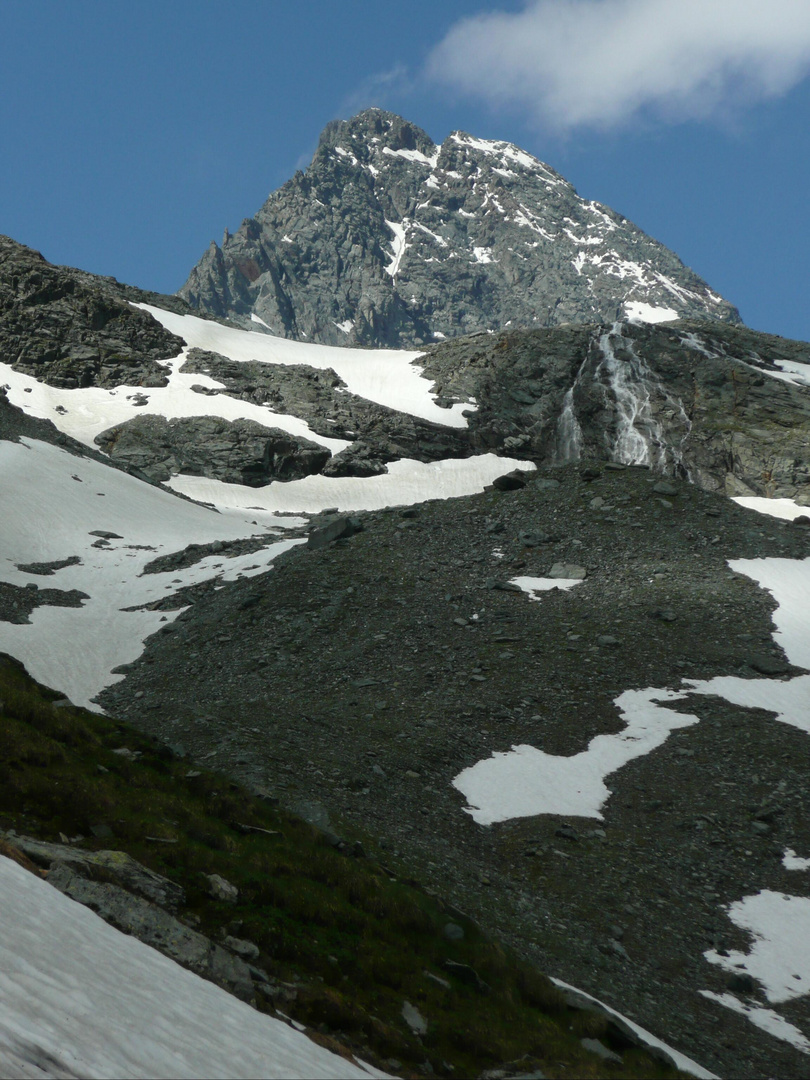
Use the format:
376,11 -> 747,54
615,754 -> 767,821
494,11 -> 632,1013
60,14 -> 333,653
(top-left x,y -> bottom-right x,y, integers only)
135,305 -> 473,428
0,303 -> 534,708
0,855 -> 388,1080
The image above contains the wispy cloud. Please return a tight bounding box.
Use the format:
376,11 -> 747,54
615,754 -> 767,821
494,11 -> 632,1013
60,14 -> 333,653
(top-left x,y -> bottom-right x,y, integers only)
336,64 -> 412,120
425,0 -> 810,130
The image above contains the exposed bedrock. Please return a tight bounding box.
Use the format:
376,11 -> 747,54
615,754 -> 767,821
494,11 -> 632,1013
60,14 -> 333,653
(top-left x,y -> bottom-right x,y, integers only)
180,109 -> 740,347
180,347 -> 474,472
420,317 -> 810,500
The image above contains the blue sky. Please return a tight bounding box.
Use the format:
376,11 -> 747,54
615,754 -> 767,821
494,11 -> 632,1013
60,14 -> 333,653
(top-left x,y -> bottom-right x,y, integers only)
2,0 -> 809,341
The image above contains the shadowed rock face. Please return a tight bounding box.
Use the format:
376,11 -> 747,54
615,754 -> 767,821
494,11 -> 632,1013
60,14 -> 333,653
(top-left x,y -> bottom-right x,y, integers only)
179,108 -> 740,348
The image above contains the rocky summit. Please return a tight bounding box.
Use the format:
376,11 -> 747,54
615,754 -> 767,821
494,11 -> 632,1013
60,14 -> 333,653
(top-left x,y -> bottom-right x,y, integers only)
180,109 -> 740,347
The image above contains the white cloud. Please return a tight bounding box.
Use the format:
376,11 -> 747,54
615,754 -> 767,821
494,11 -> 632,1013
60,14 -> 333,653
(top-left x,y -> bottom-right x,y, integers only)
426,0 -> 810,130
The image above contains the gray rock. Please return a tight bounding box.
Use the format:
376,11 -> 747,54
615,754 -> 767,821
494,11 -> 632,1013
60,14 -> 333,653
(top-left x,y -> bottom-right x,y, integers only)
0,236 -> 184,389
224,935 -> 261,961
727,973 -> 757,995
748,654 -> 790,675
206,873 -> 239,904
580,1038 -> 622,1064
444,960 -> 490,994
3,834 -> 184,911
401,1000 -> 428,1036
492,471 -> 529,492
443,922 -> 465,942
307,516 -> 364,550
47,865 -> 254,1000
94,414 -> 330,486
548,563 -> 587,580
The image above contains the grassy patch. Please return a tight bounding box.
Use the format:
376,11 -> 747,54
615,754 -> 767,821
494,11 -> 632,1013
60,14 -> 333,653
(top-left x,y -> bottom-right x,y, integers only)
0,653 -> 688,1078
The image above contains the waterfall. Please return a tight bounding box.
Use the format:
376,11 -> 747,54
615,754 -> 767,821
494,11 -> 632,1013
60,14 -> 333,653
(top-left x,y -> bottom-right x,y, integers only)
554,355 -> 589,462
553,323 -> 692,473
595,323 -> 691,473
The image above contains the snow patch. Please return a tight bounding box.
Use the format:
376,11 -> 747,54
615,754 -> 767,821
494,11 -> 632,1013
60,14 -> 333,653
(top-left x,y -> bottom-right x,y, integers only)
453,687 -> 698,824
382,146 -> 439,168
250,313 -> 273,330
472,246 -> 496,265
733,497 -> 809,521
704,891 -> 810,1005
698,992 -> 810,1054
509,576 -> 582,600
0,354 -> 348,456
168,455 -> 536,517
413,222 -> 448,248
624,301 -> 679,324
383,219 -> 408,279
0,438 -> 301,712
134,305 -> 471,429
784,849 -> 810,871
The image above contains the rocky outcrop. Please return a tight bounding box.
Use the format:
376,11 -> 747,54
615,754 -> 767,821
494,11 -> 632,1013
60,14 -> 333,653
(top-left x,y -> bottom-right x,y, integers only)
3,834 -> 256,1002
180,109 -> 740,348
93,414 -> 331,486
180,347 -> 472,471
417,317 -> 810,500
0,236 -> 186,388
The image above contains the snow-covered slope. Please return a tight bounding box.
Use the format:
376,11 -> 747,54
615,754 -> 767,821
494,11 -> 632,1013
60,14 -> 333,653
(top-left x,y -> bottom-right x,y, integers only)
0,301 -> 532,710
0,855 -> 387,1080
0,436 -> 300,709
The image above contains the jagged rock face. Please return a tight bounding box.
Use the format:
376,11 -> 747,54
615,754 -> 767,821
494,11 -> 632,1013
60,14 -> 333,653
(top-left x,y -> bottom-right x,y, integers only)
0,236 -> 186,389
180,109 -> 740,347
171,319 -> 810,501
94,414 -> 331,486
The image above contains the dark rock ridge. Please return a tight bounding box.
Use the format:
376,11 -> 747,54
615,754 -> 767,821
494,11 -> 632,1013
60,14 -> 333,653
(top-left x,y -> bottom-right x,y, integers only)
94,414 -> 331,486
180,347 -> 471,476
0,235 -> 187,389
180,109 -> 740,347
417,317 -> 810,500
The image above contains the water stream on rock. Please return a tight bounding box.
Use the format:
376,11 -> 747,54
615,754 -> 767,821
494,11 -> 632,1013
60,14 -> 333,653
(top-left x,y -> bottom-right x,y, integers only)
554,356 -> 588,463
595,322 -> 692,473
555,322 -> 692,473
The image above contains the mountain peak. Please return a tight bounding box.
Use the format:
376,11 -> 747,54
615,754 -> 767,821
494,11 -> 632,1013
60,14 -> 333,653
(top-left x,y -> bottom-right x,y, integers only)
180,110 -> 740,347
